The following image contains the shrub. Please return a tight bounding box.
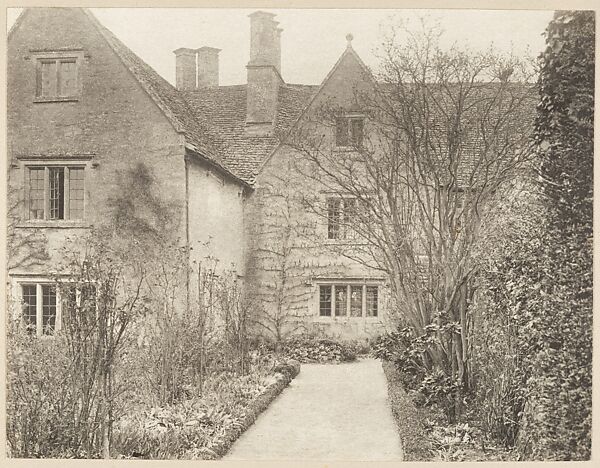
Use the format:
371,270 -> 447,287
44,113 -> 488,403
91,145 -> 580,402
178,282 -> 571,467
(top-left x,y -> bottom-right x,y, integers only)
280,334 -> 357,363
6,321 -> 81,458
112,364 -> 293,459
373,324 -> 462,422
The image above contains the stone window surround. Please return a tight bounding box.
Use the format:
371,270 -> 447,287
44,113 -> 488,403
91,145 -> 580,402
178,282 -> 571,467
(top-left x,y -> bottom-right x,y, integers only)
16,156 -> 93,228
335,112 -> 365,148
313,279 -> 382,322
30,49 -> 85,103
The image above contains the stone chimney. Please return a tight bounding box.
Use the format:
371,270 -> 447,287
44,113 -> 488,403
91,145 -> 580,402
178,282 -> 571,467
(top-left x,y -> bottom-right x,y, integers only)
174,47 -> 197,90
197,47 -> 221,87
246,11 -> 284,131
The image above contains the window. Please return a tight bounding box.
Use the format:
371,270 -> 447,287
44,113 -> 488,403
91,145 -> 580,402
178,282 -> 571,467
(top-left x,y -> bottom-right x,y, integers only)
20,283 -> 57,335
336,115 -> 364,147
26,166 -> 85,221
335,286 -> 347,317
319,285 -> 332,317
19,282 -> 97,336
366,286 -> 378,317
327,197 -> 357,240
35,57 -> 80,100
350,285 -> 362,317
327,198 -> 341,239
318,284 -> 379,318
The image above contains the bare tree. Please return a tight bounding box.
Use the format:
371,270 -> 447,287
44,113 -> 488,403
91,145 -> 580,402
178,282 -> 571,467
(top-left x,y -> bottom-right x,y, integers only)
286,19 -> 536,418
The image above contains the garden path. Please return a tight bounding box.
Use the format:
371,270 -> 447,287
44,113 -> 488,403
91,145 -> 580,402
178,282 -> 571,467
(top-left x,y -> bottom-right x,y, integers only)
224,357 -> 403,460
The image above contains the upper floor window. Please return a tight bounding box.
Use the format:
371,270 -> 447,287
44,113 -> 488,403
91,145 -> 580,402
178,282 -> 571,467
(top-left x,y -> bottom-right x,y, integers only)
327,197 -> 357,240
27,165 -> 85,221
336,115 -> 364,147
31,49 -> 83,102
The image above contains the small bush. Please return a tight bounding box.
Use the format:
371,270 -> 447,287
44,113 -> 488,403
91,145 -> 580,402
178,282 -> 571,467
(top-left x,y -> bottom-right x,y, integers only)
113,364 -> 292,459
280,334 -> 357,363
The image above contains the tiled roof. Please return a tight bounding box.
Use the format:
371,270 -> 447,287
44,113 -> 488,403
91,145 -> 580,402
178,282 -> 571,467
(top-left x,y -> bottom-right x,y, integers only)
83,9 -> 240,181
182,84 -> 318,183
85,8 -> 317,186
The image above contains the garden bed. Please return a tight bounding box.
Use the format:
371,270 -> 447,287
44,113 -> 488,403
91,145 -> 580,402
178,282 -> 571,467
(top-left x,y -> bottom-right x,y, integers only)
381,360 -> 517,462
114,365 -> 296,459
280,333 -> 370,363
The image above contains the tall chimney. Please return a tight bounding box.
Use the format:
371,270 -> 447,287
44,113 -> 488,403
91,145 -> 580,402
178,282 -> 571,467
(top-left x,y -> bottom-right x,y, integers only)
197,47 -> 221,87
174,47 -> 196,90
246,11 -> 283,131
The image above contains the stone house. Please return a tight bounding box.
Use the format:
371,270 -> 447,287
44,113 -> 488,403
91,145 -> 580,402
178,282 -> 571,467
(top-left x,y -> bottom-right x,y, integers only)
6,7 -> 391,340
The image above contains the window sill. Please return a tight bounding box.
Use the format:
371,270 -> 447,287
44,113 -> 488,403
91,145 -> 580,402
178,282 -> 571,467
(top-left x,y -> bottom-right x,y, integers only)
313,316 -> 381,323
16,221 -> 90,229
324,238 -> 369,246
33,96 -> 79,103
333,146 -> 358,152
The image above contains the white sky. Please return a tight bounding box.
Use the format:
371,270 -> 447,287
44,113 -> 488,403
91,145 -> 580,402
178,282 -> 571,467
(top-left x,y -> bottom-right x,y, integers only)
7,8 -> 555,86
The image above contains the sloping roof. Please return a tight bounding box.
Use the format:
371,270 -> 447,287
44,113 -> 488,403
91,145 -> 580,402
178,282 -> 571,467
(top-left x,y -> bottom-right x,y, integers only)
81,9 -> 243,181
86,8 -> 318,186
182,83 -> 318,183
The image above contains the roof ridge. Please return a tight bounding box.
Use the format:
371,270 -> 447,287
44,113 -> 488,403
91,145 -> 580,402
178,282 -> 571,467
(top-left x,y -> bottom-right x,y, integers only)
81,9 -> 249,185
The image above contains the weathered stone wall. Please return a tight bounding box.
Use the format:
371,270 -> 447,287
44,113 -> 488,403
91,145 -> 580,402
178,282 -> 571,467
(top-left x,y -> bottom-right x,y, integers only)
7,8 -> 185,279
244,46 -> 394,340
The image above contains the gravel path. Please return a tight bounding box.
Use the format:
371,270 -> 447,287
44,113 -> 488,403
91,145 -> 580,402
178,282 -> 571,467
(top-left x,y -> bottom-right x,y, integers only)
224,358 -> 403,460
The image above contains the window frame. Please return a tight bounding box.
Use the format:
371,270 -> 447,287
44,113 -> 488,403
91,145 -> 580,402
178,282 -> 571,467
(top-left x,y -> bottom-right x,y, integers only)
335,113 -> 365,148
15,278 -> 98,337
18,281 -> 60,336
19,158 -> 90,225
31,49 -> 84,103
316,282 -> 381,320
326,196 -> 359,241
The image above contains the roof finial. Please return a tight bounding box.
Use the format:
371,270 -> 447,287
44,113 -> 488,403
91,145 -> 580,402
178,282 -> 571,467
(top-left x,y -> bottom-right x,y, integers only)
346,33 -> 354,48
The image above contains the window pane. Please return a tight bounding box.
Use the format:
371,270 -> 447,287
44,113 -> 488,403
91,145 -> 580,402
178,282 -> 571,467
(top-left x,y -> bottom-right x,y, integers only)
80,284 -> 97,311
29,167 -> 45,220
335,285 -> 347,316
350,118 -> 364,146
69,167 -> 85,220
319,285 -> 332,317
42,285 -> 57,334
21,285 -> 37,333
60,283 -> 77,329
39,60 -> 57,97
366,286 -> 378,317
350,286 -> 362,317
336,117 -> 349,146
327,198 -> 341,239
58,60 -> 77,97
343,198 -> 357,239
48,167 -> 65,220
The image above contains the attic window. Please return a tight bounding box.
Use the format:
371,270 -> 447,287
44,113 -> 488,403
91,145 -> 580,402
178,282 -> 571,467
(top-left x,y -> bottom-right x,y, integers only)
32,50 -> 83,102
336,115 -> 364,147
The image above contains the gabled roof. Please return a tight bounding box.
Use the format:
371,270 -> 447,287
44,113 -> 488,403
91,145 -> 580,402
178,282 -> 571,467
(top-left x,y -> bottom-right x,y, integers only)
80,9 -> 246,182
8,8 -> 370,186
182,84 -> 318,183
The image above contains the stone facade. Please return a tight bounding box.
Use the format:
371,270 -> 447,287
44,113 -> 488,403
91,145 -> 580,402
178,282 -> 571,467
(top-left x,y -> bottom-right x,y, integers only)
7,7 -> 391,339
